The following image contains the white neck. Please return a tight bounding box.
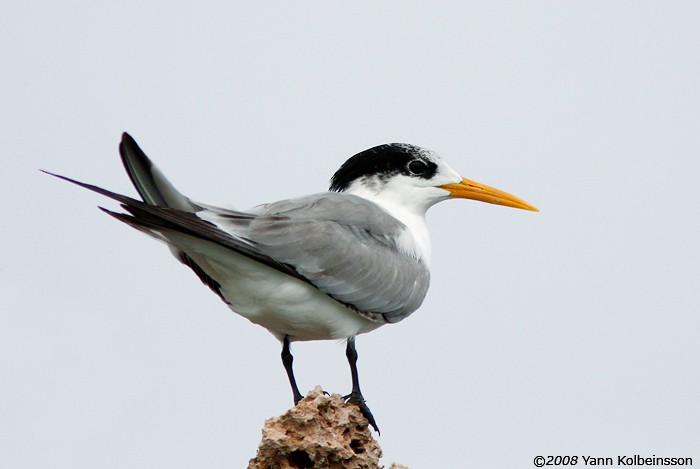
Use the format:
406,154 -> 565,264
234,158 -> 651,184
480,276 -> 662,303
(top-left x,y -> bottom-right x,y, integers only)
345,183 -> 433,265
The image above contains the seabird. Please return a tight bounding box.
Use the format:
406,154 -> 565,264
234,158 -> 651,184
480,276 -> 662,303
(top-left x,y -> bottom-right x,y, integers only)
45,133 -> 538,432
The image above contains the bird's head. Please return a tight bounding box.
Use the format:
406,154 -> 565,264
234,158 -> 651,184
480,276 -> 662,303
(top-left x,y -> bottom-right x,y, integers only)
329,143 -> 538,215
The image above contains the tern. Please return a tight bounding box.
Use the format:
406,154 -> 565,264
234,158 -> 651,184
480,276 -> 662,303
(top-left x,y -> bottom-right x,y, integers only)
46,133 -> 537,432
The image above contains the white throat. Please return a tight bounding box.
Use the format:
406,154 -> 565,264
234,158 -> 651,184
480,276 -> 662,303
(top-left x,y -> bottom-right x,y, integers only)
344,182 -> 433,265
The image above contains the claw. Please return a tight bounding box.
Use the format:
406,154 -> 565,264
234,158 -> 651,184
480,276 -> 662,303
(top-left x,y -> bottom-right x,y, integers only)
345,392 -> 380,434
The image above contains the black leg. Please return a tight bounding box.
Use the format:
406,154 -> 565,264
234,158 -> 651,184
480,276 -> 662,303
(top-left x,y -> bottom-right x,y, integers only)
344,337 -> 380,433
281,336 -> 304,405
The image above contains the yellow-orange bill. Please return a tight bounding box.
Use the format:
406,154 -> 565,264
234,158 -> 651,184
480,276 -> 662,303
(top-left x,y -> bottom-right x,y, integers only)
439,177 -> 539,212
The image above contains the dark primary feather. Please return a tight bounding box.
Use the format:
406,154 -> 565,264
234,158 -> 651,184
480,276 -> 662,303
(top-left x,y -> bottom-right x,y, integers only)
119,133 -> 198,211
178,251 -> 226,302
119,133 -> 169,206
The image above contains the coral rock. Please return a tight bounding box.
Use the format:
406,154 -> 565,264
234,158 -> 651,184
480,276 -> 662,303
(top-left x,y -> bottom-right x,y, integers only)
248,386 -> 400,469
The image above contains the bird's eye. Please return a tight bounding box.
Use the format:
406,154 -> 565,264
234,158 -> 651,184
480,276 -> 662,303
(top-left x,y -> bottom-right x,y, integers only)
408,160 -> 427,175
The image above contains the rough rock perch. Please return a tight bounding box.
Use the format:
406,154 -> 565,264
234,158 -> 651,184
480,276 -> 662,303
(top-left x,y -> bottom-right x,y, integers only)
248,387 -> 408,469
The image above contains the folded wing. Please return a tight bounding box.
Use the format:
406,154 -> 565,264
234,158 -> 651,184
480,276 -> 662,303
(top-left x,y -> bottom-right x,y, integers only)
204,193 -> 430,322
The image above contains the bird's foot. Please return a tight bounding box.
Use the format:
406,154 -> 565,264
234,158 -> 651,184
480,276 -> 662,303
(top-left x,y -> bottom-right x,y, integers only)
344,391 -> 380,434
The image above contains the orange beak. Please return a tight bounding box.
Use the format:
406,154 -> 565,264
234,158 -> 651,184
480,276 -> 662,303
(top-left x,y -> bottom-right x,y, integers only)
439,177 -> 539,212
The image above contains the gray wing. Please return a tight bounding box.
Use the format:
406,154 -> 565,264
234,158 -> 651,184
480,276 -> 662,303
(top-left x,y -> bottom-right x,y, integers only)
209,193 -> 430,323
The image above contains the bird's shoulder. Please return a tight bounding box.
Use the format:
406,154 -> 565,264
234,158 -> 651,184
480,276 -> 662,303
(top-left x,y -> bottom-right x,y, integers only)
256,192 -> 405,234
197,192 -> 414,257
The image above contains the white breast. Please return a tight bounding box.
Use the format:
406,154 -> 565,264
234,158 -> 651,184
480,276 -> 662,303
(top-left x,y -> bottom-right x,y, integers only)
167,232 -> 384,341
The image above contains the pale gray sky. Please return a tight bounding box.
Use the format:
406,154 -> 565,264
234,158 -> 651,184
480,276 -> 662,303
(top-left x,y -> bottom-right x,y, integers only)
2,1 -> 699,467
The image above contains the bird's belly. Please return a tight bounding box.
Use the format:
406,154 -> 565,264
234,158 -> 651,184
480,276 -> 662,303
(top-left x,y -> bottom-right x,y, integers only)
186,247 -> 384,341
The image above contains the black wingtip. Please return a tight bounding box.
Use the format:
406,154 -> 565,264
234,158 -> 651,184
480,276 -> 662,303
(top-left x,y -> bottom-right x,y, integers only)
118,131 -> 170,206
42,170 -> 101,196
40,169 -> 78,184
41,169 -> 147,211
119,132 -> 141,155
119,132 -> 144,163
98,205 -> 121,218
